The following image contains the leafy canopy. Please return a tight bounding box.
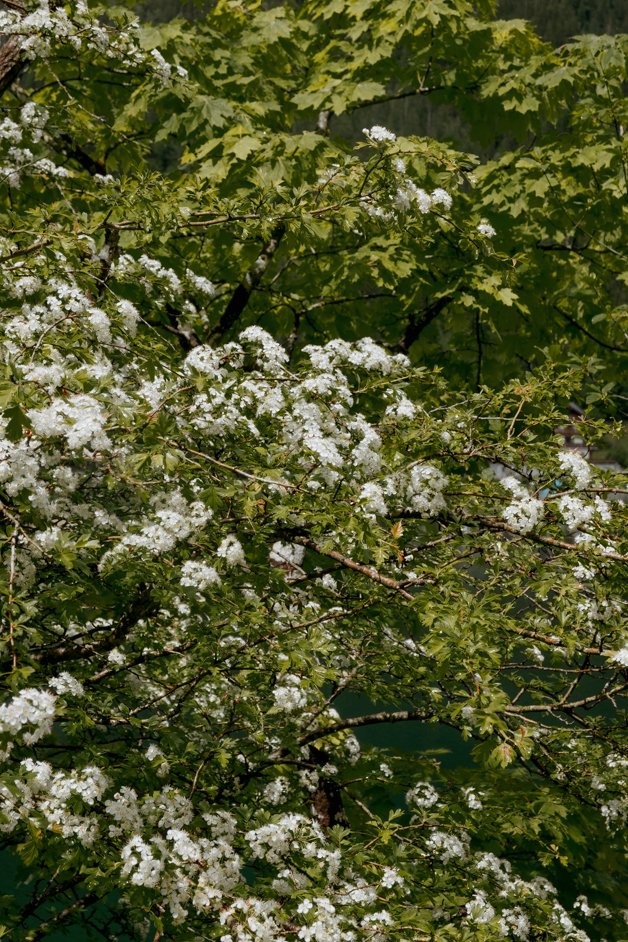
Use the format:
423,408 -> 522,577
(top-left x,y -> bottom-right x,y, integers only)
0,1 -> 626,940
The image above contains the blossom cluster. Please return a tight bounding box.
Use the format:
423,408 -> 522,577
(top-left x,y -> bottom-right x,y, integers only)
501,475 -> 544,533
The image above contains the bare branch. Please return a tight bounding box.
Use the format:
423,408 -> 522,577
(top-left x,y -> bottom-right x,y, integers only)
475,515 -> 628,562
163,302 -> 202,351
507,683 -> 627,714
347,85 -> 444,113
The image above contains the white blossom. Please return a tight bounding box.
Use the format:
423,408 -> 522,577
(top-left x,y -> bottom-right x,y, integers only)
181,559 -> 222,590
28,394 -> 111,451
426,829 -> 469,862
49,673 -> 84,697
380,867 -> 404,888
406,781 -> 439,809
477,221 -> 496,237
610,644 -> 628,667
269,542 -> 305,569
358,481 -> 388,516
463,786 -> 483,810
363,125 -> 396,143
558,450 -> 591,489
431,187 -> 452,211
263,777 -> 290,805
556,495 -> 595,529
0,688 -> 56,746
217,535 -> 246,567
501,476 -> 544,534
187,269 -> 216,298
466,890 -> 495,924
273,675 -> 307,712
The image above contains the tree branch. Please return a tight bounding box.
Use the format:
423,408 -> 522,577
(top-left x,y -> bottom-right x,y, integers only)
163,301 -> 202,351
299,707 -> 433,746
472,514 -> 628,563
347,85 -> 444,114
506,682 -> 627,714
293,536 -> 416,600
553,303 -> 628,353
29,892 -> 99,941
398,295 -> 452,351
474,308 -> 483,388
174,440 -> 298,491
56,132 -> 107,176
210,222 -> 285,342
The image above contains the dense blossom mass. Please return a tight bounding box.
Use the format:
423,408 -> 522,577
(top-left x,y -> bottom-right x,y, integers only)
0,0 -> 626,940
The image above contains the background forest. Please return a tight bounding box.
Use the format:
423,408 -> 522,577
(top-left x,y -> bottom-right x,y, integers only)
140,0 -> 628,40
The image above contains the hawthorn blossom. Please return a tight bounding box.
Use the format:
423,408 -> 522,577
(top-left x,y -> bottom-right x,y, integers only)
363,125 -> 396,143
477,221 -> 496,237
0,688 -> 56,744
273,676 -> 307,712
501,476 -> 544,533
558,450 -> 592,489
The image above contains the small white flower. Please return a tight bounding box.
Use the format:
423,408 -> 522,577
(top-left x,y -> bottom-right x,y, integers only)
273,675 -> 307,712
363,125 -> 396,143
107,649 -> 126,666
0,688 -> 56,744
477,221 -> 496,238
269,542 -> 305,569
181,559 -> 221,590
406,781 -> 439,809
463,786 -> 483,810
431,187 -> 452,211
427,829 -> 468,861
49,673 -> 84,697
150,48 -> 172,83
186,269 -> 215,298
556,495 -> 594,529
358,481 -> 388,516
216,535 -> 246,567
501,476 -> 544,534
381,867 -> 404,888
263,777 -> 289,805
